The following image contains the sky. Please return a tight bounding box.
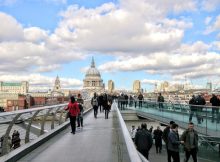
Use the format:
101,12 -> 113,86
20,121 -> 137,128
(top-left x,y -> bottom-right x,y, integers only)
0,0 -> 220,92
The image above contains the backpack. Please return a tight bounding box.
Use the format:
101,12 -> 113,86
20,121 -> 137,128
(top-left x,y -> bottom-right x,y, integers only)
93,97 -> 98,106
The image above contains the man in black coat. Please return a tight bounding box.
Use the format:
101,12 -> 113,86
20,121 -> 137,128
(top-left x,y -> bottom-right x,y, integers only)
135,123 -> 153,160
210,94 -> 220,123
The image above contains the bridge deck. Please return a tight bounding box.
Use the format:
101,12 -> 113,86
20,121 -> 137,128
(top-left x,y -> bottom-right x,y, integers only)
18,109 -> 129,162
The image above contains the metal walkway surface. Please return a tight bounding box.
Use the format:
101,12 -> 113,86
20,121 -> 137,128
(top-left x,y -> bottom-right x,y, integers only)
18,108 -> 129,162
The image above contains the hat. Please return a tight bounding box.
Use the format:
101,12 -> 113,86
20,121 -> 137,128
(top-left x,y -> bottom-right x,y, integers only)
170,121 -> 175,125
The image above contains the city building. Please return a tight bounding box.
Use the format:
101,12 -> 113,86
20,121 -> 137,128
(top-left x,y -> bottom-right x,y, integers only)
133,80 -> 141,93
83,57 -> 105,96
0,81 -> 29,94
108,80 -> 114,93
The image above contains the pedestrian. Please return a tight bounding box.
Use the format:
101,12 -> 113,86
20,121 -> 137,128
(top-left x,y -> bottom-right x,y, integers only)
194,94 -> 206,124
168,123 -> 184,162
134,95 -> 138,108
158,93 -> 164,111
181,122 -> 198,162
98,94 -> 103,113
138,93 -> 144,108
11,130 -> 20,150
135,123 -> 153,160
189,95 -> 198,122
77,93 -> 84,128
149,126 -> 153,133
210,94 -> 220,123
136,125 -> 141,132
105,102 -> 111,119
65,96 -> 80,134
153,126 -> 163,153
91,92 -> 99,118
130,125 -> 136,142
162,121 -> 175,162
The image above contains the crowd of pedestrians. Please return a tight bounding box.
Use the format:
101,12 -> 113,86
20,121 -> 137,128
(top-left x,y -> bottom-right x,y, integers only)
117,92 -> 144,110
130,120 -> 199,162
91,92 -> 112,119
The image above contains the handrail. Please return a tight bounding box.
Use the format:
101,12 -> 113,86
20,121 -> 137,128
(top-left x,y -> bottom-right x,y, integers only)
0,103 -> 67,117
0,100 -> 91,156
113,101 -> 148,162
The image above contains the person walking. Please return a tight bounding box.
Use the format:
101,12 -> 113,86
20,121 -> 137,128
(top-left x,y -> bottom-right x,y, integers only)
91,92 -> 99,118
130,125 -> 136,142
167,123 -> 184,162
77,93 -> 84,128
181,122 -> 198,162
65,96 -> 80,134
189,95 -> 197,122
103,93 -> 110,119
98,94 -> 103,113
153,126 -> 163,153
158,93 -> 164,111
210,94 -> 220,123
162,121 -> 175,162
194,94 -> 206,124
135,123 -> 153,160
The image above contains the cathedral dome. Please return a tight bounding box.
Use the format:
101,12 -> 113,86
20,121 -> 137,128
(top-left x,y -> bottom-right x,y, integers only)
85,58 -> 101,77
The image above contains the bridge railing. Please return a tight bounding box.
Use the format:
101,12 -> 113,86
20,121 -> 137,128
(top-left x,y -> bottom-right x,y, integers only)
113,101 -> 149,162
0,100 -> 91,156
116,99 -> 220,161
116,99 -> 220,135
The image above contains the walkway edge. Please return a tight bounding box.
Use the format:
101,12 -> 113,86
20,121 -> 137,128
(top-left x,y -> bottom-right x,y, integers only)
114,102 -> 149,162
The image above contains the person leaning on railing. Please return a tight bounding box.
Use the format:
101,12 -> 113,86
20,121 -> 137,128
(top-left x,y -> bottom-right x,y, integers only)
158,93 -> 164,111
210,94 -> 220,123
194,94 -> 206,124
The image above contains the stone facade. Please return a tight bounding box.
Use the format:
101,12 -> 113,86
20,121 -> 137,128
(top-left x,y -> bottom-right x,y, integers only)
133,80 -> 141,93
83,58 -> 105,96
108,80 -> 114,93
0,81 -> 28,94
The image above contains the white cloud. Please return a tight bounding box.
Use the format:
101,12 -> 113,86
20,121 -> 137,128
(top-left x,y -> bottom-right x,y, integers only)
142,79 -> 162,85
57,1 -> 195,54
202,0 -> 220,11
204,15 -> 220,34
98,46 -> 220,80
0,73 -> 82,89
0,12 -> 24,41
24,27 -> 49,42
0,0 -> 219,89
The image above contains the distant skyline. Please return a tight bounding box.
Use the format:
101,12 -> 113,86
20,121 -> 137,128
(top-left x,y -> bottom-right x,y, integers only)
0,0 -> 220,91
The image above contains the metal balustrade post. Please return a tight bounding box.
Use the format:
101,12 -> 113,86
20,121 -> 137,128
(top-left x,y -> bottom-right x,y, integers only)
2,113 -> 22,155
51,106 -> 63,130
25,110 -> 41,143
40,109 -> 52,135
59,109 -> 66,124
205,106 -> 208,136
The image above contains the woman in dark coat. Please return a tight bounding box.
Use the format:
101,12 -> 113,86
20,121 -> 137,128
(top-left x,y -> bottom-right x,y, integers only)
103,93 -> 110,119
153,126 -> 163,153
65,96 -> 80,134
